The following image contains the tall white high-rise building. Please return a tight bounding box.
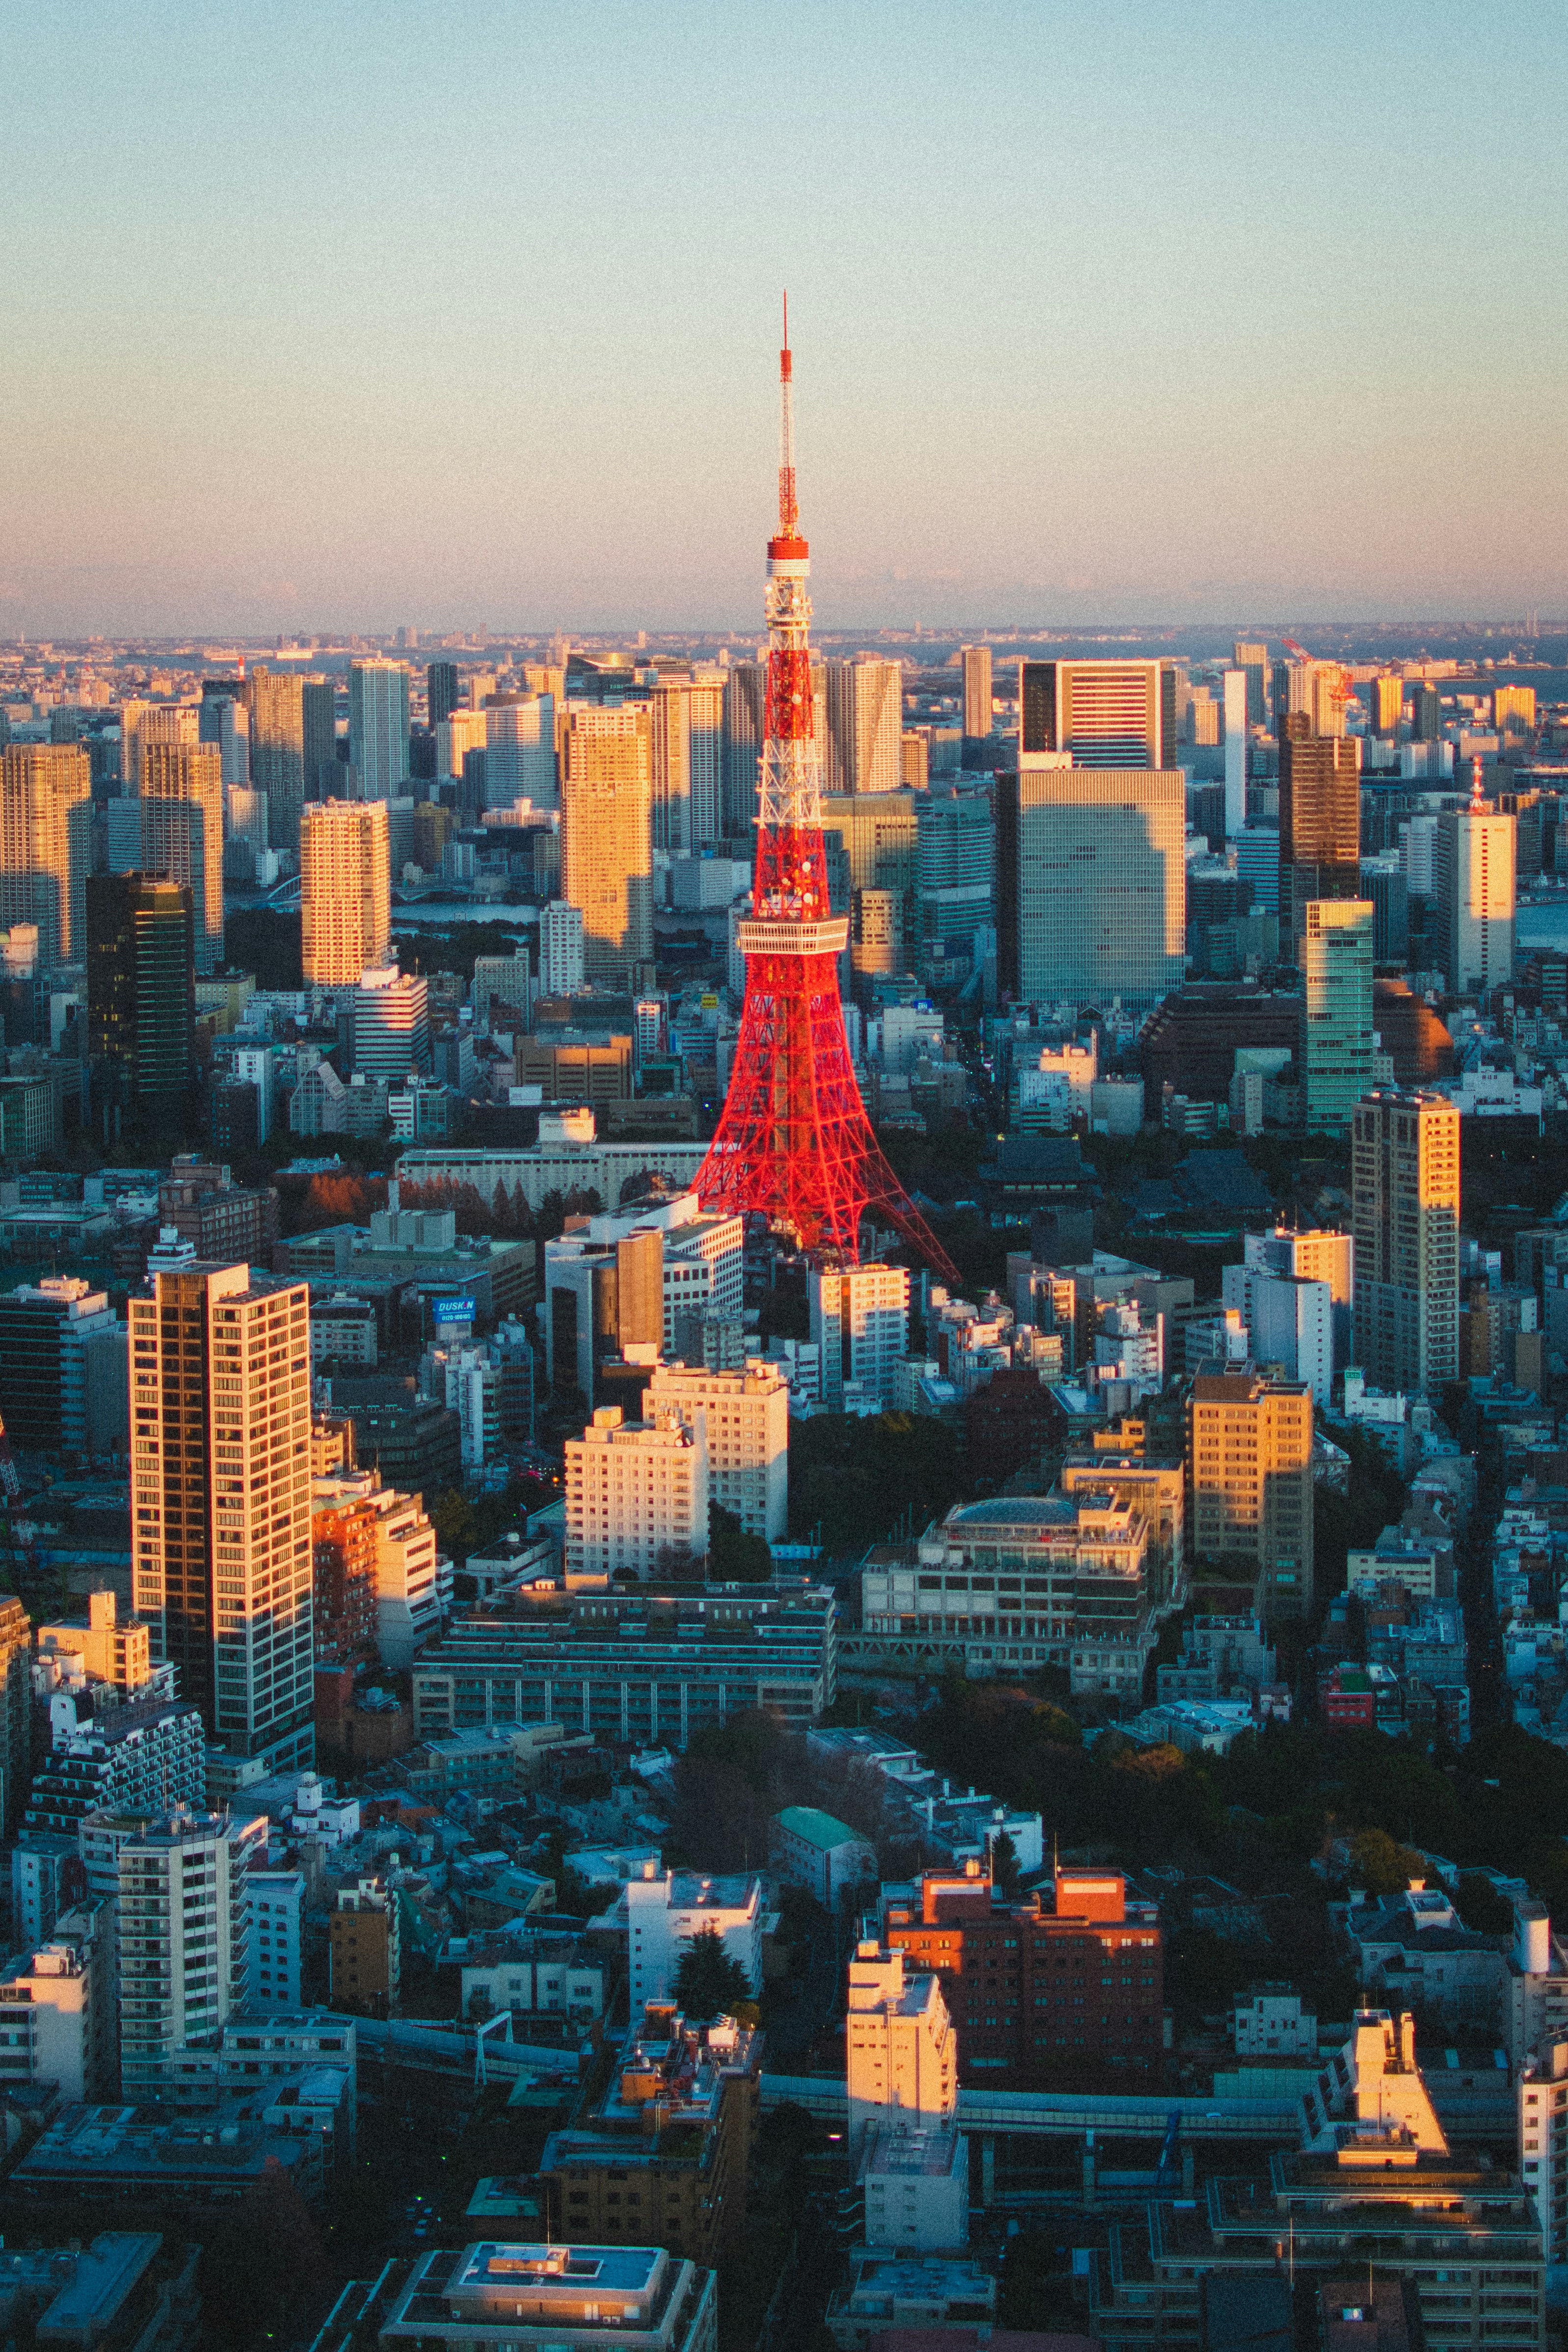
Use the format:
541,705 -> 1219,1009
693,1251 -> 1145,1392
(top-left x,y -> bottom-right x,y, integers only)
1223,668 -> 1248,837
348,661 -> 410,798
117,1810 -> 255,2100
1352,1089 -> 1461,1394
1007,766 -> 1185,1015
809,1264 -> 910,1412
1302,899 -> 1374,1133
127,1263 -> 315,1786
825,659 -> 903,795
301,800 -> 391,986
646,1359 -> 789,1541
1435,793 -> 1515,999
484,694 -> 555,808
539,901 -> 586,998
564,1404 -> 709,1580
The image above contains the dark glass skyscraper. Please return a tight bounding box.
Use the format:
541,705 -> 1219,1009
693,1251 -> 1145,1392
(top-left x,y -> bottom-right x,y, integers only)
85,871 -> 195,1133
1278,714 -> 1361,942
426,660 -> 460,729
302,679 -> 338,800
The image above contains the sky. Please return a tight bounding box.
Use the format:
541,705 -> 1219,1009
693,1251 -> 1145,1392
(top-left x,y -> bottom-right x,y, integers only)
1,0 -> 1565,638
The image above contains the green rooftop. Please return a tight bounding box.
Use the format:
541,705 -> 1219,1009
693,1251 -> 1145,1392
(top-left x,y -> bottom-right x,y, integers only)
776,1805 -> 863,1852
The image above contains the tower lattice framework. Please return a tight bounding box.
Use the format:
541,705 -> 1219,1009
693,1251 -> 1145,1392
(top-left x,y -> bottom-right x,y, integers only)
695,309 -> 959,1286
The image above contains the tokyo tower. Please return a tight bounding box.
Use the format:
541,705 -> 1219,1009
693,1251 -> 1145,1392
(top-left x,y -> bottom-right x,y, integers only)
695,305 -> 960,1286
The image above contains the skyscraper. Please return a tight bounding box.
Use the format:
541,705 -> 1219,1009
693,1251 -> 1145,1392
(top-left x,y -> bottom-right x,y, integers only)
1278,715 -> 1361,941
540,900 -> 586,998
138,741 -> 225,977
117,1810 -> 255,2101
1302,898 -> 1374,1133
127,1259 -> 314,1780
1222,668 -> 1248,837
560,707 -> 654,986
436,707 -> 487,784
1233,641 -> 1268,726
119,702 -> 198,797
84,872 -> 194,1124
0,743 -> 92,972
198,684 -> 249,787
689,671 -> 725,847
1000,766 -> 1185,1013
1186,1368 -> 1315,1617
651,679 -> 694,855
1367,674 -> 1405,739
247,670 -> 307,853
301,800 -> 391,985
301,678 -> 338,799
1017,659 -> 1173,767
1411,685 -> 1442,744
483,693 -> 555,809
349,660 -> 411,799
1352,1089 -> 1461,1393
824,658 -> 903,795
351,963 -> 430,1080
722,661 -> 767,837
1435,788 -> 1515,998
961,645 -> 993,741
426,660 -> 460,730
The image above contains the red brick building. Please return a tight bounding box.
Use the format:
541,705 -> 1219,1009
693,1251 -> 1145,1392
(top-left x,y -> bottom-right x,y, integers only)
883,1862 -> 1163,2085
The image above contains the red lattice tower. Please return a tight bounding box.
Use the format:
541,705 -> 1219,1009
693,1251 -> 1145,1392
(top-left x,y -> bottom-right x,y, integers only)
695,304 -> 960,1285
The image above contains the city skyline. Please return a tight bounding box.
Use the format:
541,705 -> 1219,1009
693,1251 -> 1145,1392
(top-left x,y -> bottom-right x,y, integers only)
2,1 -> 1564,635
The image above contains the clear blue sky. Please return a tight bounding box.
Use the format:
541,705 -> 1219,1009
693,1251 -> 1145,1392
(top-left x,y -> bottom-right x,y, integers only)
1,0 -> 1563,635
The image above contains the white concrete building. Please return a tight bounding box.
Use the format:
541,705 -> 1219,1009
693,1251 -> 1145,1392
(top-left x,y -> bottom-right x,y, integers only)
564,1406 -> 709,1579
860,2121 -> 968,2252
1435,795 -> 1515,999
619,1863 -> 763,2014
117,1810 -> 257,2101
810,1264 -> 910,1413
845,1938 -> 957,2157
0,1919 -> 106,2103
645,1360 -> 788,1542
1221,1262 -> 1333,1403
540,900 -> 586,998
246,1867 -> 305,2014
1233,1985 -> 1317,2057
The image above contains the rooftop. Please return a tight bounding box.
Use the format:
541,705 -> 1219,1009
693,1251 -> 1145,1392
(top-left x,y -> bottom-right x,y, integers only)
776,1805 -> 865,1853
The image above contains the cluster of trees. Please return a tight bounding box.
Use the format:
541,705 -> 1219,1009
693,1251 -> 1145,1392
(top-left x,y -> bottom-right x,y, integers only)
665,1707 -> 920,1878
787,1410 -> 967,1554
913,1675 -> 1568,1927
397,1175 -> 604,1246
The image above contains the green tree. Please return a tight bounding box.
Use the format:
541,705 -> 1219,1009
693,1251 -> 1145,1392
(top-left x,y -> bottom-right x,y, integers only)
989,1827 -> 1022,1899
709,1503 -> 772,1582
672,1924 -> 751,2018
1348,1825 -> 1427,1897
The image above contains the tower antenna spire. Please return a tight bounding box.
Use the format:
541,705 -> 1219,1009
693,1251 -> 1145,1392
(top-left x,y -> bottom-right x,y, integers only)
778,292 -> 797,539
